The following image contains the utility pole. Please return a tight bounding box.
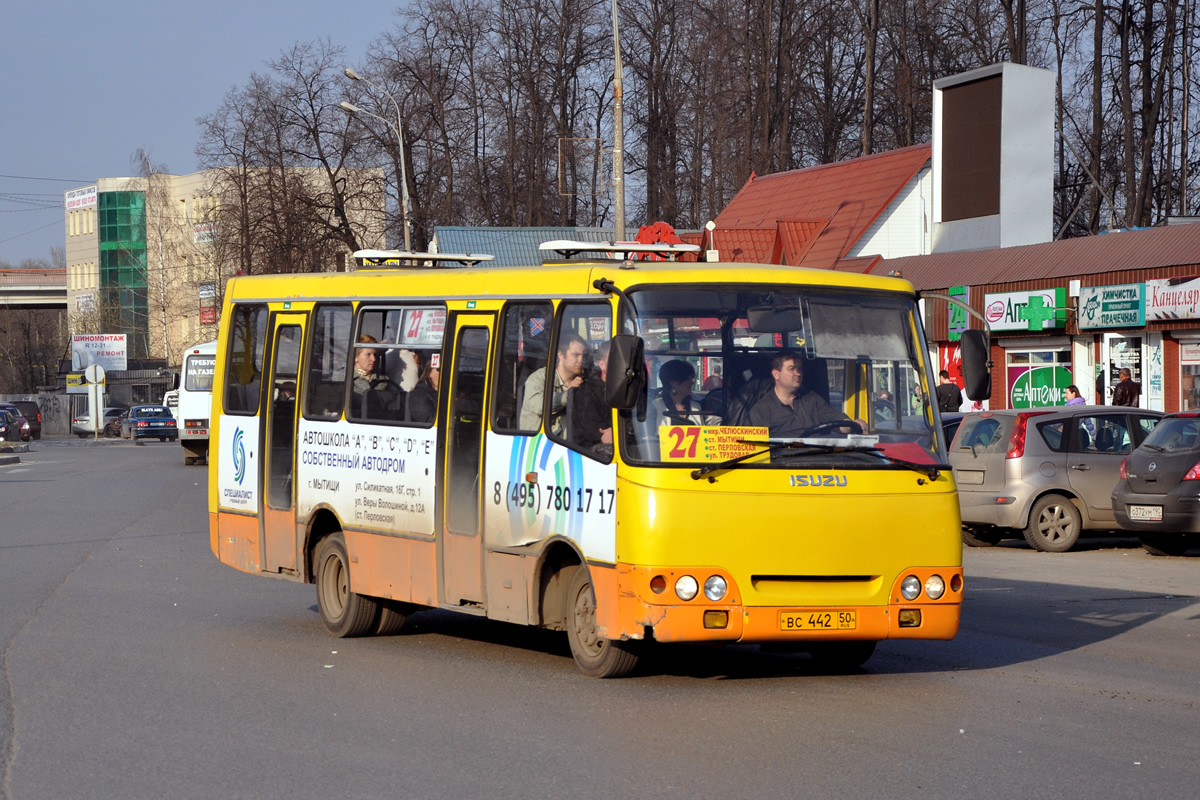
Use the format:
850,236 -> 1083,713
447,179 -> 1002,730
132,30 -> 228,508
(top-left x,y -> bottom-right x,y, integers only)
612,0 -> 626,242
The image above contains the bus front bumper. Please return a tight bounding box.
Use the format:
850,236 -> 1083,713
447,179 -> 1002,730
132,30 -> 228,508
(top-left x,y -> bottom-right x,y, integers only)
594,565 -> 962,644
616,602 -> 961,643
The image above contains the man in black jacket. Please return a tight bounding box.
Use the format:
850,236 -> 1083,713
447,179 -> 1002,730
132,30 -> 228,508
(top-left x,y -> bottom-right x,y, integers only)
1111,368 -> 1141,407
936,370 -> 963,413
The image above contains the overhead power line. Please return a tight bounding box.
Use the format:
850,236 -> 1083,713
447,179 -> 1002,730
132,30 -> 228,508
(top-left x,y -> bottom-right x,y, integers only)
0,173 -> 90,183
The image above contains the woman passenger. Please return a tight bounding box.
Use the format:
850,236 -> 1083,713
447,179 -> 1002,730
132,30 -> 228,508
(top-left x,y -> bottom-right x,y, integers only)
656,359 -> 720,426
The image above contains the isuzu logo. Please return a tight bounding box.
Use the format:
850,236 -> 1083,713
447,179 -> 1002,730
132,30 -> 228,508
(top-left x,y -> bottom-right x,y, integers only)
789,474 -> 848,487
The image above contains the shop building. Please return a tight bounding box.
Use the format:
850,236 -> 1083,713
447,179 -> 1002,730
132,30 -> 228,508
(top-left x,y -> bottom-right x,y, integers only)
875,220 -> 1200,412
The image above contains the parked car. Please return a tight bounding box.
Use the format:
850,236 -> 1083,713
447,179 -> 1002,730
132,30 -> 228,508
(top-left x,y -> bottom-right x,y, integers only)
0,403 -> 31,441
941,412 -> 966,446
1112,413 -> 1200,556
103,410 -> 127,437
10,400 -> 42,440
119,405 -> 178,442
949,406 -> 1163,552
72,407 -> 127,438
0,409 -> 21,443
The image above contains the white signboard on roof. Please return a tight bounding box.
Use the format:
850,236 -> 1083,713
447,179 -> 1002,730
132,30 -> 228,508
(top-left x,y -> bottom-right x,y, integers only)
65,186 -> 97,209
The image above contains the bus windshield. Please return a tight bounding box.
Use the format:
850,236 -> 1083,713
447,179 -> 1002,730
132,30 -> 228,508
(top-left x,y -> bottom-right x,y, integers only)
619,285 -> 944,467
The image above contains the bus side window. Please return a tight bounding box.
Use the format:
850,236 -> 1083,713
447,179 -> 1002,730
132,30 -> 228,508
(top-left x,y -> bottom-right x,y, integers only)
224,304 -> 268,415
493,302 -> 552,433
349,306 -> 444,427
304,304 -> 351,421
551,302 -> 613,460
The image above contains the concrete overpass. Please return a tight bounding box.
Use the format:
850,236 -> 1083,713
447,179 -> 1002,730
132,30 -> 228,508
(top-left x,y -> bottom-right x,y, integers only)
0,269 -> 67,309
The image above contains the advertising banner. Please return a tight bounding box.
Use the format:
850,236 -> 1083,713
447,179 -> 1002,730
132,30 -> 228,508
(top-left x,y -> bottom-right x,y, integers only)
1146,276 -> 1200,321
1008,365 -> 1073,408
1077,284 -> 1144,329
947,285 -> 969,342
70,334 -> 127,372
984,288 -> 1067,331
64,186 -> 97,209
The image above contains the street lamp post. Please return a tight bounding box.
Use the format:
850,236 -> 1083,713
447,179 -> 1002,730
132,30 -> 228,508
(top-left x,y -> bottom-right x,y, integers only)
342,68 -> 413,252
611,0 -> 626,242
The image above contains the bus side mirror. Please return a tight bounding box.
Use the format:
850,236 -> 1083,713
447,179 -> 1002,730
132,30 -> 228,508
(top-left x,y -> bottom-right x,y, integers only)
171,373 -> 180,391
605,334 -> 646,410
960,329 -> 992,401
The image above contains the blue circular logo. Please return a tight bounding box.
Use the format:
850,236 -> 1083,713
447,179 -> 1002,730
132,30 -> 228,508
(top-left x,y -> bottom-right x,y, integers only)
232,426 -> 246,485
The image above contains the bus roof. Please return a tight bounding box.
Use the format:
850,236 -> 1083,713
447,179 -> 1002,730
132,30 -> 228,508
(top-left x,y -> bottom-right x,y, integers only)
223,260 -> 916,304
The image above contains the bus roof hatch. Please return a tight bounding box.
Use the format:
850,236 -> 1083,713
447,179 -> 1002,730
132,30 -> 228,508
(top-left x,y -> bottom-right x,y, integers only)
352,250 -> 496,269
538,240 -> 701,262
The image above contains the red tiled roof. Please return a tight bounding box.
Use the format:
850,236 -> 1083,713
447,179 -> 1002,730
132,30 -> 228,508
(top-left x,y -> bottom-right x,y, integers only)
832,255 -> 883,273
777,219 -> 829,264
713,144 -> 931,269
871,222 -> 1200,290
710,228 -> 778,263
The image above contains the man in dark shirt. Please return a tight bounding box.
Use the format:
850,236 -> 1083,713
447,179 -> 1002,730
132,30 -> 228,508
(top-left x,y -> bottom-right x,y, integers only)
568,340 -> 613,455
746,351 -> 852,437
936,370 -> 964,413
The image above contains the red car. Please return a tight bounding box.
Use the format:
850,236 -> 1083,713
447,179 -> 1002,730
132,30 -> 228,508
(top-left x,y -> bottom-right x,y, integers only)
0,403 -> 31,442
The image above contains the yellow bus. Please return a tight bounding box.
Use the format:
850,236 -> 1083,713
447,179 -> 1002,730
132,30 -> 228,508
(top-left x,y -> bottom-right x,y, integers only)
208,243 -> 985,677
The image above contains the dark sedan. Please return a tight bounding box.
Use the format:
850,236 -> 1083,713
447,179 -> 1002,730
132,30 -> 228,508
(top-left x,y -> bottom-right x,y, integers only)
119,405 -> 178,442
1112,412 -> 1200,556
0,409 -> 21,443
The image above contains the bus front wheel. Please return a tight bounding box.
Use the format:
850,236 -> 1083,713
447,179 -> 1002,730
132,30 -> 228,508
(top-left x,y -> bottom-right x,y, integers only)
565,567 -> 641,678
315,533 -> 379,637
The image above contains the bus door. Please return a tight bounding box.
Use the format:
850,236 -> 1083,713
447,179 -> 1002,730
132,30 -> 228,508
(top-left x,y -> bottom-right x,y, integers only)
438,315 -> 494,606
261,313 -> 305,574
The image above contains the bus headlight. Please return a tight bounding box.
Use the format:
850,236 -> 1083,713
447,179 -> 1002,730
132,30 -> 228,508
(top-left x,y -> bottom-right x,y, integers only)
675,575 -> 699,601
900,575 -> 921,601
925,575 -> 946,600
703,575 -> 727,601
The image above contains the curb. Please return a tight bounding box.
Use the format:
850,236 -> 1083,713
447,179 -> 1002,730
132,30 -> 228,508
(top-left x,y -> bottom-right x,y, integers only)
0,454 -> 19,466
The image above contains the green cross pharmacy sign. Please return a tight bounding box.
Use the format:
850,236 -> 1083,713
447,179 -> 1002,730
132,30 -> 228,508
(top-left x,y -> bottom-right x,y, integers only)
984,288 -> 1067,331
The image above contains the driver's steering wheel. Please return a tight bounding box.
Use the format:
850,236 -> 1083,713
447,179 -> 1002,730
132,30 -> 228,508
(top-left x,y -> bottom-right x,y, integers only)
799,419 -> 863,438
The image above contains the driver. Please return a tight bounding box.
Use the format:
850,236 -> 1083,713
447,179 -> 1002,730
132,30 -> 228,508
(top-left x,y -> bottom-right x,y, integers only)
746,351 -> 854,437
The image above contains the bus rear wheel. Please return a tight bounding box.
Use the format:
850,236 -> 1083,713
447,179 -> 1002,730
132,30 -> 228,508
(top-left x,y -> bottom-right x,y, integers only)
565,567 -> 641,678
374,599 -> 412,636
315,533 -> 379,637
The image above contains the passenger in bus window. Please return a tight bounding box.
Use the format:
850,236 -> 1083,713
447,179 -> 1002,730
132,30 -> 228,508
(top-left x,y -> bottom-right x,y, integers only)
520,332 -> 586,434
401,349 -> 439,424
568,340 -> 613,455
351,334 -> 396,419
655,359 -> 720,426
746,351 -> 854,437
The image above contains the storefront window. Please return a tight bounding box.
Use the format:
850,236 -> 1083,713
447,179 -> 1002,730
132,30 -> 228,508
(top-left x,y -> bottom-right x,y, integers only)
1005,348 -> 1071,408
1181,343 -> 1200,411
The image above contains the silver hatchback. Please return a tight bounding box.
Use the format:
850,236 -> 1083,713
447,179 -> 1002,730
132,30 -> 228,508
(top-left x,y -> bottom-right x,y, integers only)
950,406 -> 1162,552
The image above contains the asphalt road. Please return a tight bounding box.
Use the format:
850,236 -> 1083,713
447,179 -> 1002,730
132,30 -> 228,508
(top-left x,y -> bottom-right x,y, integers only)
1,442 -> 1197,799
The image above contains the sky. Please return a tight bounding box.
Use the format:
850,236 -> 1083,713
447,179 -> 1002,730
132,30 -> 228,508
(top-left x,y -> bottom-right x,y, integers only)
0,1 -> 407,266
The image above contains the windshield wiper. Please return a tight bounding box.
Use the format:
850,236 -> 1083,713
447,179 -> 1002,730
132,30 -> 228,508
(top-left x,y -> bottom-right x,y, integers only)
691,437 -> 946,481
